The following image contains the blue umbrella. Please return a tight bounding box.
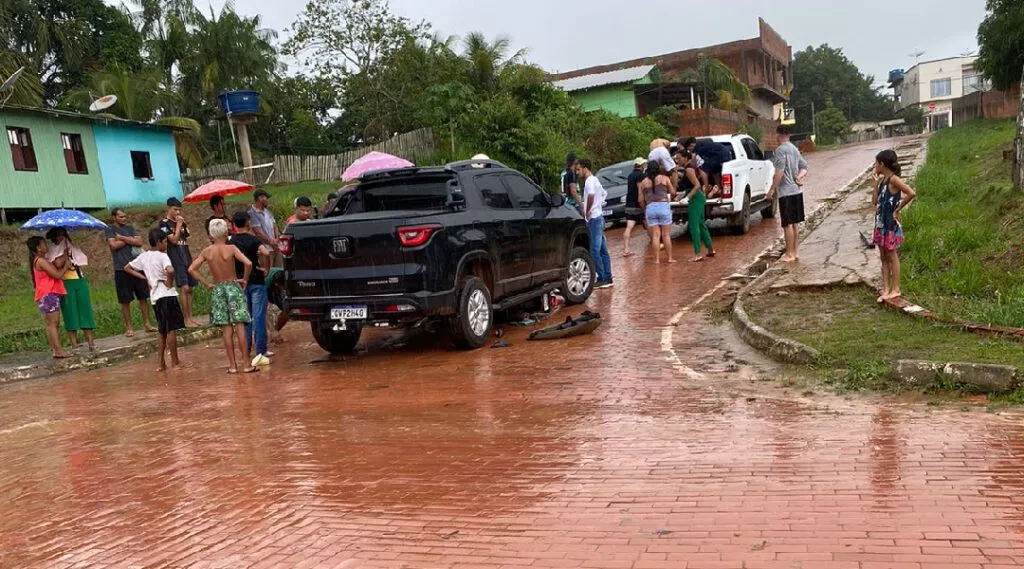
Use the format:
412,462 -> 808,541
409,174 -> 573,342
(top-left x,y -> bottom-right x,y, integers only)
20,209 -> 108,232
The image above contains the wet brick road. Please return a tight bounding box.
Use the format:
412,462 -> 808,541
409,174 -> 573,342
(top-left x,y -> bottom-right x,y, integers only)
3,141 -> 1024,569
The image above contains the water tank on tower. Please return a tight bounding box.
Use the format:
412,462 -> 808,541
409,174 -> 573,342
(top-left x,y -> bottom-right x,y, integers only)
888,69 -> 905,85
218,90 -> 261,183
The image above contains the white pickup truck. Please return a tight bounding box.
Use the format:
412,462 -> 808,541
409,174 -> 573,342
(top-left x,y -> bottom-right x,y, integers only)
671,134 -> 777,234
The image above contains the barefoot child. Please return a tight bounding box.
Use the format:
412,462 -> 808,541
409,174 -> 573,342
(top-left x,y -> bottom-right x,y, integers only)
27,236 -> 70,359
188,219 -> 255,374
125,229 -> 185,371
873,149 -> 917,301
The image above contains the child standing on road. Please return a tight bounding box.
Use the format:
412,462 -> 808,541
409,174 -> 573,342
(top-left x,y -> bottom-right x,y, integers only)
873,149 -> 917,302
27,236 -> 70,359
189,219 -> 255,374
125,229 -> 185,371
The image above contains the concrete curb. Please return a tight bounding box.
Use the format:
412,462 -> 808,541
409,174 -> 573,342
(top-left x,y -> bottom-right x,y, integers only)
894,360 -> 1021,394
0,326 -> 220,384
729,165 -> 878,366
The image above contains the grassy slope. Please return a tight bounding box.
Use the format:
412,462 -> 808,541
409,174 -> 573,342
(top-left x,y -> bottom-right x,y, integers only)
0,180 -> 337,354
901,120 -> 1024,327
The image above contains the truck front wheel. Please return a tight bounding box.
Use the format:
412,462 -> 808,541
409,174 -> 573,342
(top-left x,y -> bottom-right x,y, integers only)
562,246 -> 595,305
448,277 -> 492,350
311,321 -> 363,354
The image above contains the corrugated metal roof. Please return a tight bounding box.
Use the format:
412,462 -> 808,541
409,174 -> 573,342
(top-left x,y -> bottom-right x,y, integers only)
1,104 -> 180,131
552,65 -> 655,92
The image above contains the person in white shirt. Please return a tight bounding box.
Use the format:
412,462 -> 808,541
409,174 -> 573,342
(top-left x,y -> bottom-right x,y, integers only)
124,229 -> 185,371
648,139 -> 679,191
578,158 -> 613,289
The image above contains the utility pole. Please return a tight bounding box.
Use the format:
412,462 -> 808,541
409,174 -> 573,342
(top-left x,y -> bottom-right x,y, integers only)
1015,63 -> 1024,192
810,100 -> 817,140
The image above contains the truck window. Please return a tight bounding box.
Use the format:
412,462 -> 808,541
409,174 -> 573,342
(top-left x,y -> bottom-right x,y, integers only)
502,173 -> 549,208
742,139 -> 765,161
334,176 -> 451,215
476,173 -> 515,209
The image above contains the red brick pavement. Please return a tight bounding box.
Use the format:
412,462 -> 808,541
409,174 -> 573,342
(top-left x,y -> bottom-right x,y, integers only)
1,141 -> 1023,569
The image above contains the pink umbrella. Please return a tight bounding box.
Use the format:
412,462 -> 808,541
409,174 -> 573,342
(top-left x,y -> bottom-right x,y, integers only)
341,151 -> 414,181
183,179 -> 255,203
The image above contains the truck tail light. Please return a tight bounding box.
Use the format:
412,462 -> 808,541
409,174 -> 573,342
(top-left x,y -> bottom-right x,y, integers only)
278,234 -> 294,256
397,225 -> 441,247
721,173 -> 733,199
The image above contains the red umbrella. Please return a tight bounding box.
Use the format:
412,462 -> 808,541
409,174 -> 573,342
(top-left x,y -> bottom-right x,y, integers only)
183,179 -> 255,203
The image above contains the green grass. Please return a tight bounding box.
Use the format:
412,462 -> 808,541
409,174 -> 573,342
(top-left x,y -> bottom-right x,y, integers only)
0,280 -> 211,355
746,286 -> 1024,394
901,119 -> 1024,327
226,180 -> 340,208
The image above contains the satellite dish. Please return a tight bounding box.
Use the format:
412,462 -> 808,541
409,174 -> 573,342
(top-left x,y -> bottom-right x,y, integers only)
89,94 -> 118,112
0,67 -> 26,107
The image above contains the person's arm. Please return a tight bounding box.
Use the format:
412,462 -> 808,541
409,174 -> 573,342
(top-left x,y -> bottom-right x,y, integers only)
768,170 -> 784,199
166,219 -> 183,245
106,229 -> 127,251
124,259 -> 147,282
568,181 -> 581,205
188,249 -> 212,289
35,257 -> 65,280
119,232 -> 144,247
890,176 -> 917,222
696,168 -> 709,187
257,245 -> 272,275
638,180 -> 647,210
684,169 -> 701,201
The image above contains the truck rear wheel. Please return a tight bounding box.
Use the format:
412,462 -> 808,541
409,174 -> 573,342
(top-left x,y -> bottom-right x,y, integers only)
562,246 -> 595,305
311,321 -> 363,354
731,190 -> 751,234
448,276 -> 492,350
761,193 -> 778,219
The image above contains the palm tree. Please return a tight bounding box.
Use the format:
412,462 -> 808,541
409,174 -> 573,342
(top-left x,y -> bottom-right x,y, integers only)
0,51 -> 43,106
462,31 -> 526,92
64,65 -> 204,168
697,55 -> 751,109
125,0 -> 197,85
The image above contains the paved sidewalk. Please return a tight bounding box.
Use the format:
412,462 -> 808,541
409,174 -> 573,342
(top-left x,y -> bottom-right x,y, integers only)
770,138 -> 928,291
0,316 -> 215,383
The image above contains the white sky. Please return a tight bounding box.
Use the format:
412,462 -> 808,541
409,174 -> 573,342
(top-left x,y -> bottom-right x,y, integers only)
172,0 -> 988,87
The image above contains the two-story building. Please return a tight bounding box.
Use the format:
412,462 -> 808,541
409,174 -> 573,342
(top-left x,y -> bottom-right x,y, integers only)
890,56 -> 991,131
1,106 -> 183,214
550,19 -> 793,129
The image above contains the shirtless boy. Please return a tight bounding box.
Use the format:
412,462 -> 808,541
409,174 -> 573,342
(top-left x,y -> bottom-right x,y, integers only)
188,218 -> 255,373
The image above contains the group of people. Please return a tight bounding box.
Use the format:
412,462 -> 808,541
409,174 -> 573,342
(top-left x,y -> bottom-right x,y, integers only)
27,190 -> 312,371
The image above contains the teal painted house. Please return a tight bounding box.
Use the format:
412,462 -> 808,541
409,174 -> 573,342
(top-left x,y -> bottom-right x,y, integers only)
0,106 -> 182,212
93,122 -> 182,208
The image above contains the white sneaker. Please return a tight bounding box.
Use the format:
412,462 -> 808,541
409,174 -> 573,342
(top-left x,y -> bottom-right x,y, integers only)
251,354 -> 271,368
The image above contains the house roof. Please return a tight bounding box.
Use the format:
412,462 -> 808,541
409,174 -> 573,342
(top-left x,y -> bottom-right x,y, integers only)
0,104 -> 180,131
552,65 -> 656,92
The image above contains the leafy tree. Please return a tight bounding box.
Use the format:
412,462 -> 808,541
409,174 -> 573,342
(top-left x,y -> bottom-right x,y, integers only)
671,56 -> 750,111
462,31 -> 525,93
899,106 -> 926,135
814,103 -> 849,145
792,45 -> 892,135
976,0 -> 1024,90
0,51 -> 43,106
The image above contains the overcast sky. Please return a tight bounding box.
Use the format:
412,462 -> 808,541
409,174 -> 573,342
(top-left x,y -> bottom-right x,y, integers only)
205,0 -> 987,87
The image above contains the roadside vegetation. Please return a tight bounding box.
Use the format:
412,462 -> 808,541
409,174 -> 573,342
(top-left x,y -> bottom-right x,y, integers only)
901,119 -> 1024,327
745,286 -> 1024,398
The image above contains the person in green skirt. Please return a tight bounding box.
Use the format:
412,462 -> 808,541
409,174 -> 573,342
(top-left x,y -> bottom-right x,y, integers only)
45,227 -> 97,352
676,150 -> 717,262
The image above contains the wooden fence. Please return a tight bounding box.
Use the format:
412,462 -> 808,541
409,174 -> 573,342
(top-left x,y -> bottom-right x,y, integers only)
179,127 -> 438,194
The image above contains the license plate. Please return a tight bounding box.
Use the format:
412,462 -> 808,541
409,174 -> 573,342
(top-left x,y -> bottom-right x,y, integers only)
330,305 -> 367,320
602,209 -> 613,217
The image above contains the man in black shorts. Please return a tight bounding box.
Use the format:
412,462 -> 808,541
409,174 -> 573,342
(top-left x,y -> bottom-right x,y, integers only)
105,208 -> 156,336
623,157 -> 646,257
159,197 -> 200,327
766,125 -> 809,262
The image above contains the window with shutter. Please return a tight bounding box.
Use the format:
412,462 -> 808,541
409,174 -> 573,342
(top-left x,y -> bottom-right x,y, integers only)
61,133 -> 88,174
7,127 -> 36,171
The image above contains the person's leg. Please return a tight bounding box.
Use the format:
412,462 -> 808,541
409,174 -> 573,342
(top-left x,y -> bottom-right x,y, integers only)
650,226 -> 661,263
623,219 -> 635,256
251,286 -> 268,356
700,221 -> 714,256
45,311 -> 66,358
782,224 -> 797,261
233,322 -> 256,371
877,249 -> 890,300
888,250 -> 902,299
76,280 -> 96,350
244,286 -> 256,356
120,303 -> 134,337
157,332 -> 167,371
688,200 -> 704,259
221,326 -> 239,372
168,331 -> 180,367
181,285 -> 194,326
662,224 -> 675,263
139,289 -> 156,332
791,224 -> 801,259
587,218 -> 605,282
596,222 -> 612,283
60,287 -> 79,349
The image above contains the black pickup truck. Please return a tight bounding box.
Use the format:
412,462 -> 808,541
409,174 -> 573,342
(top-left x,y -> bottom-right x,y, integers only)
279,159 -> 596,352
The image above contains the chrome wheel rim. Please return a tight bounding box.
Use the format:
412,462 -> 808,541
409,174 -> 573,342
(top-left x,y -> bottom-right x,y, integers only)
567,257 -> 592,297
467,289 -> 490,337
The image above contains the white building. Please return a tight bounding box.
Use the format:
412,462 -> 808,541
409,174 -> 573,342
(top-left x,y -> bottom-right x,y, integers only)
891,56 -> 990,131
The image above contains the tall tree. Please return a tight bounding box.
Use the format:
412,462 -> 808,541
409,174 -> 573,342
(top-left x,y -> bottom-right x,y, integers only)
976,0 -> 1024,191
462,32 -> 525,93
791,45 -> 892,135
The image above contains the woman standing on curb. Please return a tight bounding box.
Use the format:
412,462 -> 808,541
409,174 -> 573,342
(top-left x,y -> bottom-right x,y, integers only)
873,149 -> 917,302
46,228 -> 97,352
28,236 -> 70,359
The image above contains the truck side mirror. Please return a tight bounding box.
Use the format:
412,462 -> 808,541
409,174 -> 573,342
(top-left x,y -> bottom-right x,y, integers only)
549,193 -> 566,207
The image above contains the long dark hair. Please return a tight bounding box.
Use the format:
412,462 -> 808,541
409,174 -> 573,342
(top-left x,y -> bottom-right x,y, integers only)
876,149 -> 901,176
645,161 -> 661,183
27,236 -> 45,286
565,152 -> 578,170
